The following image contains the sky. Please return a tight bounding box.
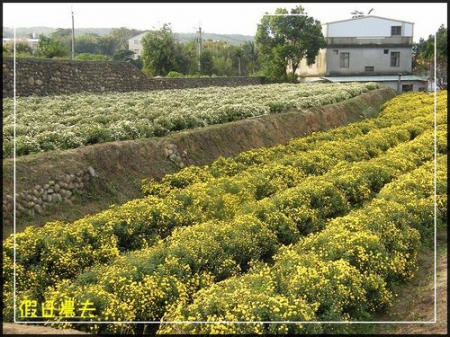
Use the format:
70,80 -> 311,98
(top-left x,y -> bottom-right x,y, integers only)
3,2 -> 448,42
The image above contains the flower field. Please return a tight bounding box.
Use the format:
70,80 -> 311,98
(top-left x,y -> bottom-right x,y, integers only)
2,90 -> 447,334
2,82 -> 378,158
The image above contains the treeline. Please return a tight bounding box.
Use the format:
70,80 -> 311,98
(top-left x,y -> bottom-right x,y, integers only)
1,5 -> 327,81
2,27 -> 145,69
412,24 -> 448,89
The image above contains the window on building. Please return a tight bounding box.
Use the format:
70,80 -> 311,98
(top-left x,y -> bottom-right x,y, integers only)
365,66 -> 374,72
340,52 -> 349,68
391,26 -> 401,36
134,39 -> 139,44
384,49 -> 389,54
333,49 -> 339,55
390,52 -> 400,67
402,84 -> 413,92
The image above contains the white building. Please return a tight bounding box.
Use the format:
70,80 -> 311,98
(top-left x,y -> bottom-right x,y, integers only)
127,32 -> 148,59
295,15 -> 428,93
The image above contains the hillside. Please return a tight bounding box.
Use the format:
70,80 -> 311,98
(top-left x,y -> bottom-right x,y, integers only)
2,26 -> 254,44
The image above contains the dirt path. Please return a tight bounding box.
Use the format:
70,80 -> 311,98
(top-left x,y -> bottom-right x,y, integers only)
2,323 -> 89,335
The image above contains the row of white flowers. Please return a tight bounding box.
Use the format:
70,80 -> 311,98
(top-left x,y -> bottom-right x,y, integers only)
2,82 -> 379,158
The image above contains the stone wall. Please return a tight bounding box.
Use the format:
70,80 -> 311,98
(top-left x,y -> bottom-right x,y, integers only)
2,57 -> 263,97
2,167 -> 96,227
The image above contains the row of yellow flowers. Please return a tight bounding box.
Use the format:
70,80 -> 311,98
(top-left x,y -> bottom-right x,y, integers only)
158,154 -> 447,334
9,121 -> 445,333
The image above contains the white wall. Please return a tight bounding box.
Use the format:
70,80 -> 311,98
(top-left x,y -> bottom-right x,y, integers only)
326,16 -> 413,38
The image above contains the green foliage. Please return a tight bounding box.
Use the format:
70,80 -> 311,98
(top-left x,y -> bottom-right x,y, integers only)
256,5 -> 327,82
141,23 -> 182,76
74,53 -> 110,61
413,24 -> 447,89
36,34 -> 69,58
3,39 -> 34,55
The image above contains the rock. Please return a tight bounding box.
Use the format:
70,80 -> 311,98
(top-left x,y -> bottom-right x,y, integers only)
47,188 -> 54,194
53,193 -> 62,203
26,194 -> 33,201
34,204 -> 43,214
66,190 -> 73,198
54,184 -> 60,193
88,167 -> 96,177
17,203 -> 25,212
65,174 -> 71,184
46,194 -> 53,203
167,143 -> 177,151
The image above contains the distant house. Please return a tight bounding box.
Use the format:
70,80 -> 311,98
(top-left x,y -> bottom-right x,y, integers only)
294,15 -> 428,93
2,37 -> 40,53
128,32 -> 148,60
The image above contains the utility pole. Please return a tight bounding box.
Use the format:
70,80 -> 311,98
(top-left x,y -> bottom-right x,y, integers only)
196,25 -> 202,73
71,7 -> 75,59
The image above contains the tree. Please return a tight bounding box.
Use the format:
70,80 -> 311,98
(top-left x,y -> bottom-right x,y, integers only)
242,41 -> 260,74
108,27 -> 144,51
141,24 -> 180,76
413,24 -> 447,89
98,35 -> 117,56
177,40 -> 199,75
111,49 -> 143,69
50,28 -> 73,52
200,49 -> 215,75
255,5 -> 326,82
75,34 -> 102,54
231,46 -> 244,76
36,35 -> 69,58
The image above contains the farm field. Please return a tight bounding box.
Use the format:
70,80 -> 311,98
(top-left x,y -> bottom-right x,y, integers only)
2,89 -> 447,334
2,82 -> 378,158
